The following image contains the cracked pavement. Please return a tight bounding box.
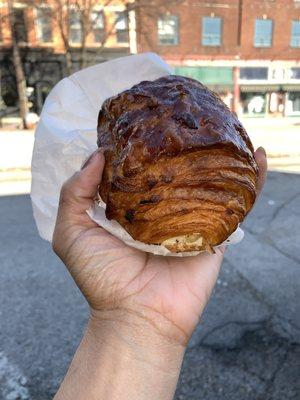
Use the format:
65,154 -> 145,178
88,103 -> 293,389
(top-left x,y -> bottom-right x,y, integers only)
0,171 -> 299,399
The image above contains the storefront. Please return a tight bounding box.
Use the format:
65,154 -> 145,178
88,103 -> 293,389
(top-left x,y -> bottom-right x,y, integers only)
173,65 -> 300,117
239,66 -> 300,117
173,66 -> 234,108
240,84 -> 300,117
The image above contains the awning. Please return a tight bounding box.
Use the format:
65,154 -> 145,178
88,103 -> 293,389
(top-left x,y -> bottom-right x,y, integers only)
282,85 -> 300,92
174,66 -> 233,90
240,84 -> 300,93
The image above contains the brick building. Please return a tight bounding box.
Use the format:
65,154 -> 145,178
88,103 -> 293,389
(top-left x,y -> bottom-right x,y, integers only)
1,0 -> 300,117
0,1 -> 132,114
136,0 -> 300,116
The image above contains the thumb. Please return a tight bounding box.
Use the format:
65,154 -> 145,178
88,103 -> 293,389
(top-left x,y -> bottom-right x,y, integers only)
52,149 -> 105,259
58,149 -> 105,216
254,147 -> 267,197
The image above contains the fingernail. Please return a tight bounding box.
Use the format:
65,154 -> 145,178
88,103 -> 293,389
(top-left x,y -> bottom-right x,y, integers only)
81,149 -> 102,169
257,146 -> 266,157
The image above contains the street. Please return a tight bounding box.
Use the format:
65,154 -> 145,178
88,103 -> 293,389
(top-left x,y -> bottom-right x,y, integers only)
0,171 -> 299,399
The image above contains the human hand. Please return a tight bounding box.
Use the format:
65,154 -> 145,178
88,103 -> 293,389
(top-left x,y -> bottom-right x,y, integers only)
53,147 -> 267,347
53,147 -> 267,400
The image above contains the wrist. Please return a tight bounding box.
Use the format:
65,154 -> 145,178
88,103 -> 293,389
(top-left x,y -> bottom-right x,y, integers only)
55,309 -> 185,400
88,308 -> 185,373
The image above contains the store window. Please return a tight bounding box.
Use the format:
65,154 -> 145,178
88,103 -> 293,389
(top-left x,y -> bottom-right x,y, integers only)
291,68 -> 300,79
240,67 -> 268,80
202,17 -> 222,46
286,92 -> 300,115
13,8 -> 27,43
36,8 -> 53,43
115,11 -> 129,43
291,21 -> 300,48
91,10 -> 105,43
241,92 -> 266,115
69,9 -> 82,44
158,15 -> 179,45
254,19 -> 273,47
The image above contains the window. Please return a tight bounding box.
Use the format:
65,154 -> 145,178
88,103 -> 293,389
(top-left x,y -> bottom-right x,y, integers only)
91,10 -> 105,43
291,21 -> 300,48
271,68 -> 285,80
36,8 -> 53,43
69,9 -> 82,44
158,15 -> 179,45
13,8 -> 27,43
287,92 -> 300,114
241,92 -> 266,115
240,67 -> 268,80
202,17 -> 222,46
254,19 -> 273,47
115,11 -> 129,43
291,68 -> 300,79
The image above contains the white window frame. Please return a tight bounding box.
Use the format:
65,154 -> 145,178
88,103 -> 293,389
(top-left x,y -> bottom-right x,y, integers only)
91,9 -> 105,43
202,16 -> 222,47
290,20 -> 300,48
115,10 -> 129,44
157,15 -> 179,46
35,6 -> 53,44
253,18 -> 273,48
69,8 -> 82,45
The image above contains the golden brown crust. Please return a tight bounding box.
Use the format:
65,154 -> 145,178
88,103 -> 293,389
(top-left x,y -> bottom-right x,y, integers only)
97,75 -> 258,252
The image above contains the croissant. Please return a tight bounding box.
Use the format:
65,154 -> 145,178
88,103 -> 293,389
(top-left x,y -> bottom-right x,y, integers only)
97,75 -> 258,252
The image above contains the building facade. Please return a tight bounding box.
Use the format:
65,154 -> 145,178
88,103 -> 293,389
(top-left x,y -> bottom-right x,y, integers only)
1,0 -> 300,117
0,1 -> 131,114
137,0 -> 300,116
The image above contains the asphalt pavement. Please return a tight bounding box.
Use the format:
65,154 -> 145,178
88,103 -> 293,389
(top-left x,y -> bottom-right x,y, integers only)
0,170 -> 299,400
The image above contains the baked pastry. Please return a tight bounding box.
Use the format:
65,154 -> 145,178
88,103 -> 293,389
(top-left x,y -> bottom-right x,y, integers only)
97,75 -> 258,252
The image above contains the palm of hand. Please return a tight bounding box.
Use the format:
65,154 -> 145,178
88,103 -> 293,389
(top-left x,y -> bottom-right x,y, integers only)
57,216 -> 223,344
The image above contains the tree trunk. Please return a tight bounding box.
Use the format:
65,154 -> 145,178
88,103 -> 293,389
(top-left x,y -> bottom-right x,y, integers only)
65,48 -> 73,75
80,41 -> 88,70
80,14 -> 88,70
8,0 -> 29,129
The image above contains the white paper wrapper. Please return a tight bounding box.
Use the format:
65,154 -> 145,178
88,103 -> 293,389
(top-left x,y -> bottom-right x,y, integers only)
31,52 -> 244,257
87,198 -> 244,257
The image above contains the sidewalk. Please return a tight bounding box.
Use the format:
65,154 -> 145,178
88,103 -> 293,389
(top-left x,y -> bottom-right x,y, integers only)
0,119 -> 300,196
241,117 -> 300,158
0,129 -> 34,196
